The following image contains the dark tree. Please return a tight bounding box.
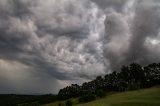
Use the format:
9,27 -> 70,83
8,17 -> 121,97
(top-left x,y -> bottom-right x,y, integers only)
58,62 -> 160,100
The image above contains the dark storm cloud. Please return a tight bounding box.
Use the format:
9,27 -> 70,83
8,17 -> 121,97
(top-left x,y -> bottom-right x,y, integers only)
0,0 -> 105,94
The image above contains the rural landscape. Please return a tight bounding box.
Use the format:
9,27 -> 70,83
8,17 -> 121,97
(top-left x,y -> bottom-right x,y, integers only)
0,0 -> 160,106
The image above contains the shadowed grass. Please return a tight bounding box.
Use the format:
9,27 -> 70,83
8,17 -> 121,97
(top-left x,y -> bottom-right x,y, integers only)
76,86 -> 160,106
42,98 -> 79,106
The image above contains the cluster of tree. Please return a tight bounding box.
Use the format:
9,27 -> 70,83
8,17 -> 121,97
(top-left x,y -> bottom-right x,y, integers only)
58,63 -> 160,100
0,94 -> 57,106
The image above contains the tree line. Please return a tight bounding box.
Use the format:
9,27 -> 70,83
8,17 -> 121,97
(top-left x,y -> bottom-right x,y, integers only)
58,63 -> 160,100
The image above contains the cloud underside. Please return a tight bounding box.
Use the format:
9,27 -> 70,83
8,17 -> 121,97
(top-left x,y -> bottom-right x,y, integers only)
0,0 -> 160,94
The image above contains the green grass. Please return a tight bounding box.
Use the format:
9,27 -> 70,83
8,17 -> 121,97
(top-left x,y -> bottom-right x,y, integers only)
76,86 -> 160,106
42,98 -> 79,106
43,86 -> 160,106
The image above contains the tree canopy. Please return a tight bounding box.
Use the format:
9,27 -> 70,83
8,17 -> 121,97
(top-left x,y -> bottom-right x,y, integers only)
58,63 -> 160,100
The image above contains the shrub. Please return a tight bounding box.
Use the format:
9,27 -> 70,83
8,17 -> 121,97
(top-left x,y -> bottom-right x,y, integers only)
65,100 -> 72,106
79,93 -> 96,103
58,103 -> 65,106
96,89 -> 106,98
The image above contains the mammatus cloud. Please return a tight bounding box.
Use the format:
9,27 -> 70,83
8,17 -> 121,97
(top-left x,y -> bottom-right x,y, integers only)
1,0 -> 160,94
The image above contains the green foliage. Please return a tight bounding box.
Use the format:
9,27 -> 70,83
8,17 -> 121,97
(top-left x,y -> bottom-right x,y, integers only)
58,84 -> 81,100
79,93 -> 96,103
58,103 -> 62,106
65,100 -> 73,106
96,89 -> 106,98
76,87 -> 160,106
58,62 -> 160,100
44,87 -> 160,106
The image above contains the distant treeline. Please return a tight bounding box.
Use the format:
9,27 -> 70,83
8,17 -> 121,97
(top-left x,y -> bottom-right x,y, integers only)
58,63 -> 160,100
0,94 -> 57,106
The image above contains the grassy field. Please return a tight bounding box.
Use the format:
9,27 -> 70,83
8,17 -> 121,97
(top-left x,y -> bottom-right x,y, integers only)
43,86 -> 160,106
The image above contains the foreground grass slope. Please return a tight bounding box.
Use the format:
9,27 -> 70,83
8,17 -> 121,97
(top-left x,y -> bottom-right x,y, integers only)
76,86 -> 160,106
43,86 -> 160,106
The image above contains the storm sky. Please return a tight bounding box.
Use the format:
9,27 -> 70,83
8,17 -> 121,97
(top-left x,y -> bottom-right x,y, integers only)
1,0 -> 160,94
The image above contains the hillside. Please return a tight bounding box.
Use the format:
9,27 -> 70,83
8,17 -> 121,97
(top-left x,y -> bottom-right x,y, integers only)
76,86 -> 160,106
43,86 -> 160,106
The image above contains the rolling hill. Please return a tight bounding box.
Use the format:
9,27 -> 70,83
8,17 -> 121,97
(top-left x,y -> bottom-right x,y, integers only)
43,86 -> 160,106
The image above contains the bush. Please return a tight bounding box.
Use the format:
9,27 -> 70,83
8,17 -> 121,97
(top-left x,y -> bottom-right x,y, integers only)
58,103 -> 65,106
96,89 -> 106,98
65,100 -> 72,106
79,93 -> 96,103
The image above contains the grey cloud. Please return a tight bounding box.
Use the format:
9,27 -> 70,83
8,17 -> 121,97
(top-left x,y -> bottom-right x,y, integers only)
103,0 -> 160,70
0,0 -> 105,94
91,0 -> 127,12
104,11 -> 130,70
126,1 -> 160,64
30,0 -> 93,39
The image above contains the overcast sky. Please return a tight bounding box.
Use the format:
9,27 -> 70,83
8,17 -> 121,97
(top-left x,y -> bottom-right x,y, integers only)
0,0 -> 160,94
